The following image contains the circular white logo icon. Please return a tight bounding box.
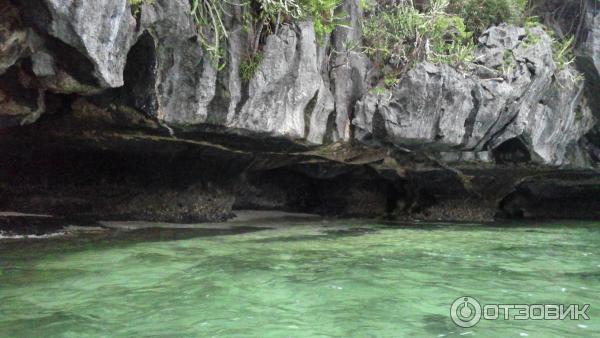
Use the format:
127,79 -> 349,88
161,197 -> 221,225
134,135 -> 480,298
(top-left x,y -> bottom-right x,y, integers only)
451,296 -> 482,328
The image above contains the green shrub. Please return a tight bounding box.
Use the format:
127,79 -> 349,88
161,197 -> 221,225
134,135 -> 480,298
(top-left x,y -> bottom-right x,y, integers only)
299,0 -> 345,39
384,74 -> 399,87
250,0 -> 344,40
239,52 -> 264,82
552,35 -> 576,69
447,0 -> 528,36
256,0 -> 304,27
369,86 -> 387,95
362,1 -> 475,70
190,0 -> 230,70
521,19 -> 576,70
191,0 -> 344,71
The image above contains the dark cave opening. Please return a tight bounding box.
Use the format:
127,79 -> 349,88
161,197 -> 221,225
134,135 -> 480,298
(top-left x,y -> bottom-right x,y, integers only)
492,137 -> 532,164
233,166 -> 402,218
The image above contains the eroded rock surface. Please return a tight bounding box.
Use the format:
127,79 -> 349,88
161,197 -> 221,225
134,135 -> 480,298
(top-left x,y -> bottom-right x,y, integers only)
228,23 -> 324,139
581,0 -> 600,83
40,0 -> 137,88
354,25 -> 596,166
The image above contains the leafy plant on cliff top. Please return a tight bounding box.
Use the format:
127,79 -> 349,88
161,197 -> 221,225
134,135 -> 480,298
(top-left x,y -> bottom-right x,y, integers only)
447,0 -> 529,36
190,0 -> 230,70
362,0 -> 475,75
521,18 -> 577,71
190,0 -> 344,71
300,0 -> 346,39
552,35 -> 576,69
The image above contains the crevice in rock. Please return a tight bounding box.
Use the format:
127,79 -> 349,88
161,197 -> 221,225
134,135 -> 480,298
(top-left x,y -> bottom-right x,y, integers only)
322,109 -> 337,144
36,35 -> 100,88
371,110 -> 388,141
304,89 -> 319,138
206,68 -> 232,125
120,31 -> 158,118
462,87 -> 482,148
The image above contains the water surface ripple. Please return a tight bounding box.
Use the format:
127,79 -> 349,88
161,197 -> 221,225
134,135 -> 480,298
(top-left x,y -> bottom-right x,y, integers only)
0,220 -> 598,337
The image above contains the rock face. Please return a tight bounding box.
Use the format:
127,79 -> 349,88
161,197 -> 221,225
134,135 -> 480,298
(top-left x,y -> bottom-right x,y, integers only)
354,62 -> 479,148
580,0 -> 600,151
0,2 -> 38,126
136,0 -> 213,125
41,0 -> 137,88
354,25 -> 596,166
330,0 -> 370,142
0,3 -> 28,75
227,22 -> 324,139
2,0 -> 596,163
0,0 -> 599,222
581,0 -> 600,83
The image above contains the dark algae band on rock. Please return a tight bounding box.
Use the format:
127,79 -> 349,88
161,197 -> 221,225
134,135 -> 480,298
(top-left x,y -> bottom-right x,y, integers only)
0,0 -> 599,222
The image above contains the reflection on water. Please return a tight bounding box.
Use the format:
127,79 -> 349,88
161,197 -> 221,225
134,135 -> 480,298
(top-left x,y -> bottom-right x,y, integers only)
0,220 -> 599,337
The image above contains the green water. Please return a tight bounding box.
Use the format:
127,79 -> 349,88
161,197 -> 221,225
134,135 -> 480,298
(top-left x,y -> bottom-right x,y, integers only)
1,221 -> 599,337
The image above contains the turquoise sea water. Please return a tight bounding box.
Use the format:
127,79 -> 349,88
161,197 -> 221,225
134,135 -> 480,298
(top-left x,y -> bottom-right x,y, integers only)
0,220 -> 599,337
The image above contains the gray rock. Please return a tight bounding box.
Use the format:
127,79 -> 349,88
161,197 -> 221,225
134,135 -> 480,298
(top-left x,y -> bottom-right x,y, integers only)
354,25 -> 595,166
31,51 -> 55,77
331,0 -> 370,141
306,40 -> 336,144
30,47 -> 102,95
41,0 -> 137,88
581,0 -> 600,81
227,23 -> 322,139
220,9 -> 334,143
131,0 -> 215,125
578,0 -> 600,133
0,3 -> 29,75
219,1 -> 246,126
306,80 -> 336,144
0,1 -> 596,167
468,25 -> 552,150
494,67 -> 595,165
354,62 -> 477,148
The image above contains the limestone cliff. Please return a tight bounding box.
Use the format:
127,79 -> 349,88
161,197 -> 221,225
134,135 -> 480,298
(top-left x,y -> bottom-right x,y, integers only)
0,0 -> 599,222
